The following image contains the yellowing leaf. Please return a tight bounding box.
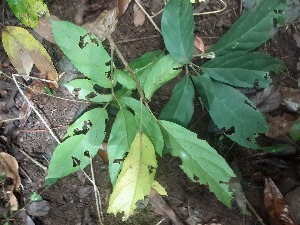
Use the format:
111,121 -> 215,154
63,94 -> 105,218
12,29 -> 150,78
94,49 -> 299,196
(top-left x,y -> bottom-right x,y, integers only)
108,133 -> 157,220
152,181 -> 167,196
2,26 -> 58,88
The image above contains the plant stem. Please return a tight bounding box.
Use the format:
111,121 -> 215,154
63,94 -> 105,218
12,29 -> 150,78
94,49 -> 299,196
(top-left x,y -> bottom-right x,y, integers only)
107,35 -> 145,102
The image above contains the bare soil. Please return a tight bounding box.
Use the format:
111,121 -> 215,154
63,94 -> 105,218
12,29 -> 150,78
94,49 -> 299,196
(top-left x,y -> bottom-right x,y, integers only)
1,0 -> 300,225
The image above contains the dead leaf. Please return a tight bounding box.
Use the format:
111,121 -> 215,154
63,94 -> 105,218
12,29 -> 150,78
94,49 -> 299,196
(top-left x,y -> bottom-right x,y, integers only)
98,142 -> 108,164
2,26 -> 58,88
118,0 -> 132,17
267,113 -> 295,139
33,15 -> 60,43
149,189 -> 185,225
281,87 -> 300,113
194,36 -> 205,54
133,2 -> 145,27
250,85 -> 282,113
0,152 -> 21,191
264,178 -> 297,225
82,8 -> 118,41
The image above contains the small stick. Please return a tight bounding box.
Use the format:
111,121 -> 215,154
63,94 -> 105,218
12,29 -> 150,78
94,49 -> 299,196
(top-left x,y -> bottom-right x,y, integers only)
114,35 -> 160,44
246,199 -> 267,225
12,74 -> 61,145
193,0 -> 227,16
133,0 -> 162,34
19,149 -> 47,172
19,166 -> 33,183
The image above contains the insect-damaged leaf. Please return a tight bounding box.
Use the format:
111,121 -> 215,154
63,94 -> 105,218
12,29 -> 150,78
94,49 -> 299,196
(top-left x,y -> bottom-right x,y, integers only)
193,75 -> 268,149
51,20 -> 111,88
6,0 -> 49,28
108,133 -> 158,220
160,75 -> 195,127
108,108 -> 137,185
209,0 -> 286,57
161,0 -> 194,64
2,26 -> 58,87
47,108 -> 107,179
201,52 -> 285,88
159,120 -> 236,207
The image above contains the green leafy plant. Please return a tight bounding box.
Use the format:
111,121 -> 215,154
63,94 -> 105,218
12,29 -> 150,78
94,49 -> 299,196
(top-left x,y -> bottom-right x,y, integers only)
2,0 -> 288,221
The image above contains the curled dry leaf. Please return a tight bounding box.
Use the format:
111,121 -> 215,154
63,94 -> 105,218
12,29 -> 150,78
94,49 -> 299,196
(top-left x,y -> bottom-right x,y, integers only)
250,85 -> 282,113
149,189 -> 185,225
133,2 -> 146,27
194,36 -> 205,54
118,0 -> 131,17
281,87 -> 300,113
98,142 -> 108,164
267,113 -> 295,139
264,178 -> 297,225
2,26 -> 58,88
0,152 -> 21,212
33,15 -> 60,43
82,8 -> 118,41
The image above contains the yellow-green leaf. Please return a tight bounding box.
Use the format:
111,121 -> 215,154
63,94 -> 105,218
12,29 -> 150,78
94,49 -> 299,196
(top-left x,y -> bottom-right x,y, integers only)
152,180 -> 167,196
108,133 -> 157,220
6,0 -> 49,28
2,26 -> 58,87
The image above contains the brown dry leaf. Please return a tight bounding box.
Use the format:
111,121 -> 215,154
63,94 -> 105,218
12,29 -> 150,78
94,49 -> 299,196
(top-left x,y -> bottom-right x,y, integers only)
149,189 -> 185,225
82,8 -> 118,41
133,2 -> 145,27
98,142 -> 108,164
118,0 -> 131,17
281,87 -> 300,113
250,85 -> 282,113
2,26 -> 58,88
33,15 -> 60,43
194,36 -> 205,54
264,178 -> 297,225
0,152 -> 21,191
267,113 -> 295,139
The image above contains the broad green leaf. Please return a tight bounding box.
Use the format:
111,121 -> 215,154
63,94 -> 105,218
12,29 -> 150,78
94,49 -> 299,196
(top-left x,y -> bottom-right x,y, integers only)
65,79 -> 112,102
159,75 -> 195,127
108,133 -> 157,220
190,73 -> 214,109
6,0 -> 49,28
201,52 -> 285,88
114,69 -> 136,90
193,75 -> 268,149
209,0 -> 286,56
47,108 -> 107,179
159,120 -> 236,206
52,21 -> 111,88
290,117 -> 300,141
121,97 -> 164,155
143,54 -> 182,100
2,26 -> 58,85
107,108 -> 137,185
65,108 -> 107,137
161,0 -> 194,64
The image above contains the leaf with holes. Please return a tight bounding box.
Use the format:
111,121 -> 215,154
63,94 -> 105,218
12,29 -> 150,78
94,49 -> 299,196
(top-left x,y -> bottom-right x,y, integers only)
201,52 -> 285,88
121,97 -> 164,155
47,108 -> 107,179
108,108 -> 137,185
161,0 -> 194,63
209,0 -> 286,56
52,20 -> 111,88
6,0 -> 49,28
65,79 -> 112,102
193,75 -> 268,149
108,133 -> 158,220
160,75 -> 195,127
159,120 -> 236,207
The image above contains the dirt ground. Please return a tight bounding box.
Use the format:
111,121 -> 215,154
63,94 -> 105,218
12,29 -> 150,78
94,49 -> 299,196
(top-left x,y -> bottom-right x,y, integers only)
1,0 -> 300,224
